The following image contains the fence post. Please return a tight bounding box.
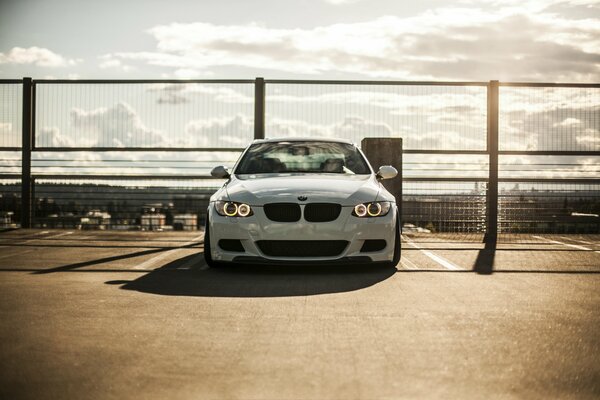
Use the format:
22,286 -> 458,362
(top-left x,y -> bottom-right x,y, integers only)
360,138 -> 403,206
21,77 -> 33,228
254,77 -> 265,140
485,80 -> 499,243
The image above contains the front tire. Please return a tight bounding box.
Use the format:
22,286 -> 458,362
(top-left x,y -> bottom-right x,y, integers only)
389,215 -> 401,268
203,215 -> 219,268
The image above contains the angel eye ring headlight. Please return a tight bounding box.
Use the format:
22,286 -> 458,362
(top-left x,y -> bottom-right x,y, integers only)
353,201 -> 391,218
215,201 -> 254,217
224,202 -> 238,217
354,203 -> 367,217
237,203 -> 251,217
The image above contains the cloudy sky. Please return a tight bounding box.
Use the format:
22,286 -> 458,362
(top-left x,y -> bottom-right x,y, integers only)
1,0 -> 599,81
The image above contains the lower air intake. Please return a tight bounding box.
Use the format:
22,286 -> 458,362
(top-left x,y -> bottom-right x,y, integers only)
360,240 -> 387,252
256,240 -> 349,257
219,239 -> 245,252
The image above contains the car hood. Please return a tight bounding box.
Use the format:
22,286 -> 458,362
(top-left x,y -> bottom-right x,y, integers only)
218,174 -> 389,206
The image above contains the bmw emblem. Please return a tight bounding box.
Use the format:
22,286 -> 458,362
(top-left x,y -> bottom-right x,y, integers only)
297,195 -> 308,201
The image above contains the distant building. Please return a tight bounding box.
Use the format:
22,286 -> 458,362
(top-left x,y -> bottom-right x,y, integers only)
173,214 -> 197,230
81,210 -> 111,230
0,211 -> 15,228
141,214 -> 166,231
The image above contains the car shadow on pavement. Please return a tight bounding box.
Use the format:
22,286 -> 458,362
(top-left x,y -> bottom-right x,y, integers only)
106,253 -> 396,298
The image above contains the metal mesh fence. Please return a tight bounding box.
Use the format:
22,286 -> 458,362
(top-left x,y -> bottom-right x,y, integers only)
402,181 -> 487,233
1,79 -> 598,235
499,182 -> 600,233
0,151 -> 21,176
35,82 -> 255,149
33,178 -> 219,230
0,82 -> 22,148
499,155 -> 599,180
499,86 -> 600,152
29,151 -> 242,178
0,178 -> 20,228
402,154 -> 488,180
265,83 -> 487,151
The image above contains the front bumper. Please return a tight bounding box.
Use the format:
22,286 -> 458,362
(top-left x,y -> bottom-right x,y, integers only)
207,204 -> 397,263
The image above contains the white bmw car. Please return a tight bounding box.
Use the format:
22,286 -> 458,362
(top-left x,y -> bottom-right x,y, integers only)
204,138 -> 400,267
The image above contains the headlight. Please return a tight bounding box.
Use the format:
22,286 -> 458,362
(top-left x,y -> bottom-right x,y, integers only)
352,201 -> 391,218
215,201 -> 254,217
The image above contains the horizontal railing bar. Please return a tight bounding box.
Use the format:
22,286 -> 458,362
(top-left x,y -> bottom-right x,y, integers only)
32,174 -> 220,180
4,148 -> 598,156
25,159 -> 239,163
499,151 -> 600,156
27,166 -> 536,172
33,79 -> 255,84
6,175 -> 594,183
32,147 -> 245,152
403,177 -> 488,182
4,78 -> 597,87
499,82 -> 600,88
403,150 -> 488,155
402,177 -> 600,184
498,178 -> 600,184
265,79 -> 488,86
31,197 -> 212,201
29,166 -> 223,169
3,173 -> 598,184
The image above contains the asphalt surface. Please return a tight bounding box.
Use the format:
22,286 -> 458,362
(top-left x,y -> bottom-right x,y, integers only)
0,229 -> 598,399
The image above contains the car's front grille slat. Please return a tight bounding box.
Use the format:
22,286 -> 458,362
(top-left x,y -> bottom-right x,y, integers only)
304,203 -> 342,222
264,203 -> 301,222
256,240 -> 349,257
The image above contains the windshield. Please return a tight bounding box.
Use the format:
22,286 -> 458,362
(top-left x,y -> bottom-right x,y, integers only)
235,141 -> 371,175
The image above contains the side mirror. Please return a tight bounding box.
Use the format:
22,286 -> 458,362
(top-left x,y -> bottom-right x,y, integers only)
376,165 -> 398,180
211,165 -> 230,179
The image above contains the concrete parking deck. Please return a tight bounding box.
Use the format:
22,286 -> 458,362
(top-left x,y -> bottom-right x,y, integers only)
0,229 -> 598,399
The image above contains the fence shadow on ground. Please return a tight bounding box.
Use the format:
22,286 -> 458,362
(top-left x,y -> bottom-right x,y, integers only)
473,240 -> 496,275
106,253 -> 397,298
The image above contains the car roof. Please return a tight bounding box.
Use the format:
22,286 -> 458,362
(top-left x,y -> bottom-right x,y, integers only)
253,137 -> 355,145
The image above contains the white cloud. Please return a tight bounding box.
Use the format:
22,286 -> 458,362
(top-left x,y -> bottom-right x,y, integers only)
554,117 -> 582,127
182,114 -> 394,147
0,47 -> 81,67
98,55 -> 134,72
147,83 -> 253,104
323,0 -> 362,4
185,115 -> 253,147
0,122 -> 12,134
268,116 -> 395,143
37,127 -> 74,147
70,103 -> 166,147
576,128 -> 600,149
172,68 -> 215,79
106,7 -> 600,81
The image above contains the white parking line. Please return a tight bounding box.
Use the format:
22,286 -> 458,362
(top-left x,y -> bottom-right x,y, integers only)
400,256 -> 419,270
402,236 -> 462,270
23,230 -> 73,244
559,236 -> 595,245
134,235 -> 204,270
48,231 -> 74,238
533,235 -> 600,254
0,249 -> 35,260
